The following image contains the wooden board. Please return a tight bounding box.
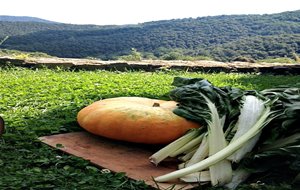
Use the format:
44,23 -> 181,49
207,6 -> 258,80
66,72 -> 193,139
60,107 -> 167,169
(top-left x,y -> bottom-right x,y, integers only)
39,132 -> 195,189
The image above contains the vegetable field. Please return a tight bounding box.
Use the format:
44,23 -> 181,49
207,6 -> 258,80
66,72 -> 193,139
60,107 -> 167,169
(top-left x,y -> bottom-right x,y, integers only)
0,67 -> 299,190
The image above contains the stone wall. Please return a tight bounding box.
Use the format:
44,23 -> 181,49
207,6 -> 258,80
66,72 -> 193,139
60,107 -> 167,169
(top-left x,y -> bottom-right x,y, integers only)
1,57 -> 300,75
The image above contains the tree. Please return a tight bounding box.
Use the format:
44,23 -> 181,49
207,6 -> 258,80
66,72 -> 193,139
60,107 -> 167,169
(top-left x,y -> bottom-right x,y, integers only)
119,48 -> 142,61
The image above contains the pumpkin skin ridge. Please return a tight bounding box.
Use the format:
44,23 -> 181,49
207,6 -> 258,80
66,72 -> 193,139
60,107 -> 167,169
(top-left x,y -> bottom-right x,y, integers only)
77,97 -> 200,144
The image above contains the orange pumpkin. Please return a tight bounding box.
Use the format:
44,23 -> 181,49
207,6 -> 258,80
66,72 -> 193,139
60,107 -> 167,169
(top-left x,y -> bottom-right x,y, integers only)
77,97 -> 200,144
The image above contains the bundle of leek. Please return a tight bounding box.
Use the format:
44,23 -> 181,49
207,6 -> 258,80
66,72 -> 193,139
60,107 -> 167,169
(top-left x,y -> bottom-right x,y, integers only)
149,77 -> 300,189
150,94 -> 275,186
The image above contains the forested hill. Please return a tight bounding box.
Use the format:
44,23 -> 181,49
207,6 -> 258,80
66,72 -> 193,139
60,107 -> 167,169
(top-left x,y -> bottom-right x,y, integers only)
1,10 -> 300,61
0,15 -> 57,23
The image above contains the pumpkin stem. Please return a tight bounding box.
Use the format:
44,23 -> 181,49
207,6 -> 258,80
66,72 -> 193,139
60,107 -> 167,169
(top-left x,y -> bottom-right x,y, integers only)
152,102 -> 160,107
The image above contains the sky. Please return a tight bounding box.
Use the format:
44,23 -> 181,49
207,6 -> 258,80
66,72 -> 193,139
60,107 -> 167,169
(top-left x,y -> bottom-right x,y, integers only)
1,0 -> 300,25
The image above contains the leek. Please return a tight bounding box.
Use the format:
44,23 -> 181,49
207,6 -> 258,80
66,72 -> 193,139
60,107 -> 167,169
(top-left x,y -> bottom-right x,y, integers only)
202,95 -> 232,186
227,95 -> 265,163
149,129 -> 200,166
169,133 -> 204,157
185,135 -> 208,167
157,77 -> 300,187
180,171 -> 211,183
225,168 -> 251,190
154,105 -> 274,182
178,147 -> 198,162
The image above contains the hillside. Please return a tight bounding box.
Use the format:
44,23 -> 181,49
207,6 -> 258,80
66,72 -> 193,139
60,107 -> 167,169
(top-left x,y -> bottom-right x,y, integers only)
0,10 -> 300,61
0,15 -> 57,23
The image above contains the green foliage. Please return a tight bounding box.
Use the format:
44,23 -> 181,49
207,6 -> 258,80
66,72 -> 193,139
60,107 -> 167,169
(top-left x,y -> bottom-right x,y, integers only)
142,52 -> 157,60
0,49 -> 52,58
231,56 -> 256,63
182,55 -> 213,61
159,49 -> 213,61
0,67 -> 300,189
259,57 -> 297,64
119,48 -> 142,61
210,34 -> 300,61
1,11 -> 300,61
161,51 -> 183,60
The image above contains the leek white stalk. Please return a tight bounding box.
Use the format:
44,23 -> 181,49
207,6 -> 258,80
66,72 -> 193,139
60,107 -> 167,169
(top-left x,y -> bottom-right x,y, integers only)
169,134 -> 204,157
225,168 -> 251,190
180,171 -> 211,183
203,96 -> 232,186
228,95 -> 265,163
154,105 -> 274,182
178,162 -> 186,169
149,129 -> 200,165
178,146 -> 198,162
185,135 -> 208,167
